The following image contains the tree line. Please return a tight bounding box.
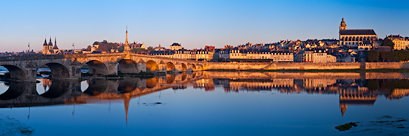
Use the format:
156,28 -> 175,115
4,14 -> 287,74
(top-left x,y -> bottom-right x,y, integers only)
366,50 -> 409,62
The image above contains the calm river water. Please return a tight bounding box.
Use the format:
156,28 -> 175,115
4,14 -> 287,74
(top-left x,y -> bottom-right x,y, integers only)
0,71 -> 409,136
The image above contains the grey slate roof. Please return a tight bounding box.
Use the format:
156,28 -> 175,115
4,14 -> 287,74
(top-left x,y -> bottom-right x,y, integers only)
340,29 -> 376,35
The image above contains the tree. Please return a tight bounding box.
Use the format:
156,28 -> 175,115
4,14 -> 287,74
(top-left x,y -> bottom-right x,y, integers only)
366,50 -> 379,62
130,48 -> 146,53
367,80 -> 379,91
381,38 -> 395,49
147,46 -> 154,51
86,45 -> 92,51
380,51 -> 388,62
118,46 -> 124,52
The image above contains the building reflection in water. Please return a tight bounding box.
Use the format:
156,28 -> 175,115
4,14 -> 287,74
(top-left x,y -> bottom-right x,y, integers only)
202,72 -> 409,117
1,71 -> 409,120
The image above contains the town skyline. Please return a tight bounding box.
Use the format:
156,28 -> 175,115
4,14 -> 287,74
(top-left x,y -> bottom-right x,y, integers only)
1,0 -> 409,52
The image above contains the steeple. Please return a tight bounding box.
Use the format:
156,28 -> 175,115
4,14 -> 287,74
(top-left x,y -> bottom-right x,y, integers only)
124,26 -> 130,52
43,37 -> 48,46
125,29 -> 129,45
53,37 -> 59,49
339,18 -> 347,30
48,37 -> 53,46
123,93 -> 131,124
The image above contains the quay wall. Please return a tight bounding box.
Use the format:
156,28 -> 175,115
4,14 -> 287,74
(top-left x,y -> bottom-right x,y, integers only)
202,71 -> 409,80
206,62 -> 409,70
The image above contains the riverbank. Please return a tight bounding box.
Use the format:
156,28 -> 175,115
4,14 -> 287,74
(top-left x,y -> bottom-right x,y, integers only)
205,69 -> 409,73
205,62 -> 409,70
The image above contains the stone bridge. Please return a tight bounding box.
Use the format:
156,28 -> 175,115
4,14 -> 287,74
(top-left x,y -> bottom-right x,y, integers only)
0,53 -> 207,82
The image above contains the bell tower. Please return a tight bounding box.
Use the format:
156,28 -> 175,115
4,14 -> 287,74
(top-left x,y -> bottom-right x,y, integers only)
42,37 -> 48,54
339,18 -> 347,30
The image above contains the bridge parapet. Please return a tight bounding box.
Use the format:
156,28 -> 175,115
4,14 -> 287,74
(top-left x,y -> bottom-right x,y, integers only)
0,53 -> 206,81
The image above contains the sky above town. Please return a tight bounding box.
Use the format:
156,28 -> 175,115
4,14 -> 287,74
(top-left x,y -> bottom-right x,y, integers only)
1,0 -> 408,52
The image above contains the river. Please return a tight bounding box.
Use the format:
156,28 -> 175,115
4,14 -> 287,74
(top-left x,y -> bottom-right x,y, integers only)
0,71 -> 408,136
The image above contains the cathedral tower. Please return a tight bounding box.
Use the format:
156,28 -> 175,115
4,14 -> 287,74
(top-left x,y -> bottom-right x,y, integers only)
339,18 -> 347,30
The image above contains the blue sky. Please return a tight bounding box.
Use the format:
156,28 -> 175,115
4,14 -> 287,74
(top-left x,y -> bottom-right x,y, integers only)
0,0 -> 408,52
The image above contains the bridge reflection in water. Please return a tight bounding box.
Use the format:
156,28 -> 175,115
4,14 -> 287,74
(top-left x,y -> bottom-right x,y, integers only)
1,71 -> 409,119
0,71 -> 205,122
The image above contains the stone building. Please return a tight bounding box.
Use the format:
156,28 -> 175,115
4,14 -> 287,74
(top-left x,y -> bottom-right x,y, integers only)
295,49 -> 336,63
149,48 -> 215,61
170,43 -> 183,50
153,45 -> 166,51
192,49 -> 215,61
339,18 -> 378,48
174,49 -> 193,60
213,49 -> 230,62
385,34 -> 409,50
229,49 -> 293,62
148,50 -> 175,58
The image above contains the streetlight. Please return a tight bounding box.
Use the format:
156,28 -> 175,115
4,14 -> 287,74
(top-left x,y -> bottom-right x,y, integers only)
72,43 -> 75,53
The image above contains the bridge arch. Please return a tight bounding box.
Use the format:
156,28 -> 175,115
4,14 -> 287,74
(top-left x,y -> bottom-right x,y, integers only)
1,65 -> 26,80
146,77 -> 158,88
39,79 -> 69,98
166,62 -> 175,71
191,64 -> 196,71
146,60 -> 158,72
181,72 -> 187,81
118,78 -> 139,93
37,62 -> 70,78
118,59 -> 138,74
191,72 -> 196,78
83,79 -> 109,96
0,82 -> 27,100
86,60 -> 108,76
181,63 -> 187,71
166,74 -> 175,83
197,64 -> 204,70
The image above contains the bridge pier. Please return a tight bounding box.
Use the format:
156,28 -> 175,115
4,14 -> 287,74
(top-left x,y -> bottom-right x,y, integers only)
158,64 -> 167,72
25,68 -> 38,82
137,63 -> 146,73
68,63 -> 82,79
175,65 -> 183,73
106,62 -> 118,75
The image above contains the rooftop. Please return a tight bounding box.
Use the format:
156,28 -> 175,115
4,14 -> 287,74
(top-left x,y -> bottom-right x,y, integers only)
340,29 -> 376,35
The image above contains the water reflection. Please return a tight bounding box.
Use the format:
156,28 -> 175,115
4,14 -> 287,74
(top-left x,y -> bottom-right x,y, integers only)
206,72 -> 409,117
1,71 -> 409,118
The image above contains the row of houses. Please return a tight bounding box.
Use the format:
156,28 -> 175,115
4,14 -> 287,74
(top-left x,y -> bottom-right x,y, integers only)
149,44 -> 340,63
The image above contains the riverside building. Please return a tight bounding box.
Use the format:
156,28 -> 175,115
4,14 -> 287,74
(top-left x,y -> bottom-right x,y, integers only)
229,49 -> 293,62
295,49 -> 336,63
385,34 -> 409,50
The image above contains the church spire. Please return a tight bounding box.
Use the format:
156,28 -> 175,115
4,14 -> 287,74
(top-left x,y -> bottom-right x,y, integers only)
124,26 -> 130,52
53,37 -> 59,49
123,93 -> 131,125
48,37 -> 53,46
43,37 -> 48,46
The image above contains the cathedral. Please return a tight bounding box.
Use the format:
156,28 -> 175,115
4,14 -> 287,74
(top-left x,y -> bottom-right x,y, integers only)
339,18 -> 378,49
42,37 -> 60,55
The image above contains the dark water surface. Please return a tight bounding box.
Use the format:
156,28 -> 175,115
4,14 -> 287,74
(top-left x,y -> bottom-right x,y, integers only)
0,71 -> 409,136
